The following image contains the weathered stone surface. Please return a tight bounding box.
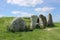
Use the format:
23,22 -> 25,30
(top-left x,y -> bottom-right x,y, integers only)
43,16 -> 47,26
30,15 -> 38,29
39,14 -> 47,28
8,17 -> 26,32
47,13 -> 53,26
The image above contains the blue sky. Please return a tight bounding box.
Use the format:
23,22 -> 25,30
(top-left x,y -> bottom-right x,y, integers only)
0,0 -> 60,22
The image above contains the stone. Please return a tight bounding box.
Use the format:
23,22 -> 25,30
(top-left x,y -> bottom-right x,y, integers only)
30,15 -> 38,29
39,14 -> 47,28
8,17 -> 26,32
47,13 -> 53,26
43,16 -> 47,26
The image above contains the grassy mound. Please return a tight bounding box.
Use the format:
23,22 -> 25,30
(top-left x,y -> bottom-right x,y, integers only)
0,17 -> 60,40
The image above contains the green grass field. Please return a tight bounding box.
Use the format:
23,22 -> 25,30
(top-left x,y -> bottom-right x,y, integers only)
0,17 -> 60,40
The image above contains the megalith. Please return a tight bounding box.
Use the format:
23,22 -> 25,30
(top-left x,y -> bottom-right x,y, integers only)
30,15 -> 38,30
39,14 -> 47,28
8,17 -> 26,32
47,13 -> 53,26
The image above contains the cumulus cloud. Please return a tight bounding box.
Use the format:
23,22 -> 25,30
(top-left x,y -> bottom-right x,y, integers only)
6,0 -> 43,7
35,7 -> 55,12
12,11 -> 20,14
34,7 -> 55,16
12,11 -> 34,17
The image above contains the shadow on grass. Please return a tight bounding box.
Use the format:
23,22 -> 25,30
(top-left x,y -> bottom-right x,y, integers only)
47,24 -> 59,28
7,23 -> 60,33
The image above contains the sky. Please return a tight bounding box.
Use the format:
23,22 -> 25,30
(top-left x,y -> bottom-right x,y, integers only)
0,0 -> 60,22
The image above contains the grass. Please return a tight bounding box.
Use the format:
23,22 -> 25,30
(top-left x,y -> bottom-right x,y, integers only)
0,17 -> 60,40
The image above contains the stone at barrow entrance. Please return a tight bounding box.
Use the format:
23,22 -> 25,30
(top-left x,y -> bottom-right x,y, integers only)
43,16 -> 47,26
8,17 -> 26,32
47,13 -> 53,26
39,14 -> 47,29
30,15 -> 38,30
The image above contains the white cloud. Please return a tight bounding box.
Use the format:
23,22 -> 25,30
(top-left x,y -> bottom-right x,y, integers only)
35,7 -> 55,16
12,11 -> 34,17
12,11 -> 20,14
6,0 -> 43,7
35,7 -> 55,12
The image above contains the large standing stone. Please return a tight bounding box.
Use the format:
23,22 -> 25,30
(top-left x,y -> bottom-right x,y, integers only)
39,14 -> 47,28
8,17 -> 26,32
47,13 -> 53,26
30,15 -> 38,30
43,16 -> 47,26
